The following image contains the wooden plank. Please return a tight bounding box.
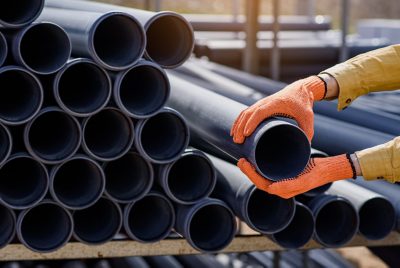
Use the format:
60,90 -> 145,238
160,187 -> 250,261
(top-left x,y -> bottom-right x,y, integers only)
1,232 -> 400,261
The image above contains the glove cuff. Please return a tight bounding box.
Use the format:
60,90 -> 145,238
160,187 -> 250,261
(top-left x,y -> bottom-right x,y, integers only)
304,76 -> 326,101
319,154 -> 356,181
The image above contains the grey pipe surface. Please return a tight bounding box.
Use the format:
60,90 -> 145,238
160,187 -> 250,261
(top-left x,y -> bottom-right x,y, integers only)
145,256 -> 183,268
113,60 -> 170,119
167,74 -> 310,180
134,107 -> 189,164
82,107 -> 135,162
6,22 -> 71,75
0,154 -> 48,210
175,197 -> 237,253
123,192 -> 175,243
17,200 -> 73,253
103,151 -> 154,203
0,1 -> 44,29
0,32 -> 7,66
327,180 -> 395,240
73,197 -> 122,244
209,154 -> 295,234
53,58 -> 112,117
45,0 -> 194,68
0,204 -> 15,249
38,8 -> 145,71
158,148 -> 216,205
24,107 -> 82,164
50,155 -> 105,210
0,66 -> 43,125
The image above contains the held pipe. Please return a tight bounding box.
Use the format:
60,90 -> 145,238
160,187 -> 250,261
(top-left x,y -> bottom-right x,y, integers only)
38,8 -> 145,71
0,1 -> 44,29
158,148 -> 216,205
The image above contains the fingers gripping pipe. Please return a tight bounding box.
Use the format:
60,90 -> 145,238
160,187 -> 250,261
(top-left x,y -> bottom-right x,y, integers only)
0,1 -> 44,28
303,149 -> 332,196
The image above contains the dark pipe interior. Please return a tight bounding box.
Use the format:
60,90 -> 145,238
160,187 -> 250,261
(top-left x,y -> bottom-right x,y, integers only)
57,62 -> 110,115
146,15 -> 193,67
189,204 -> 235,252
73,198 -> 121,243
84,109 -> 133,159
53,158 -> 104,208
315,201 -> 358,246
140,112 -> 187,161
304,183 -> 332,197
118,65 -> 168,117
93,14 -> 143,68
0,1 -> 43,26
105,153 -> 152,202
0,205 -> 14,247
0,157 -> 47,208
168,155 -> 214,202
20,203 -> 71,252
127,195 -> 173,241
0,125 -> 10,163
247,189 -> 295,233
0,34 -> 7,65
255,124 -> 310,180
0,69 -> 42,123
20,23 -> 70,74
359,198 -> 395,240
273,204 -> 314,248
27,111 -> 80,161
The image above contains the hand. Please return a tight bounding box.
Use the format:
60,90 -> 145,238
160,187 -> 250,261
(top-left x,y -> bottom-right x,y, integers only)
238,154 -> 356,199
231,76 -> 326,144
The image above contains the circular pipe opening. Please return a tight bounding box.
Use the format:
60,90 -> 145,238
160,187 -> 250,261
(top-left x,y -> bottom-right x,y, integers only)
19,22 -> 71,74
272,203 -> 314,248
246,188 -> 295,233
0,155 -> 48,209
51,157 -> 105,209
55,59 -> 111,117
189,203 -> 236,252
0,123 -> 11,165
136,109 -> 189,163
359,197 -> 395,240
314,199 -> 358,247
0,67 -> 42,125
0,1 -> 44,28
0,33 -> 7,66
254,123 -> 310,180
92,13 -> 145,70
115,63 -> 170,118
0,205 -> 15,248
166,153 -> 216,204
145,13 -> 194,68
125,194 -> 174,242
18,202 -> 73,253
83,109 -> 134,161
73,198 -> 122,244
25,108 -> 81,164
104,152 -> 153,203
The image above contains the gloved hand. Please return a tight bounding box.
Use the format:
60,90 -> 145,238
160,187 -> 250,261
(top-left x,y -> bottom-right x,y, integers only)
237,154 -> 355,199
231,76 -> 326,143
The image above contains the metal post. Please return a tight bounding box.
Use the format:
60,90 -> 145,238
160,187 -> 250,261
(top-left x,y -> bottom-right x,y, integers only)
270,0 -> 280,80
242,0 -> 260,74
340,0 -> 349,62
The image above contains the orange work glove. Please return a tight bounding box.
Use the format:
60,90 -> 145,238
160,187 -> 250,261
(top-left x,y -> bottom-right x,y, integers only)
237,154 -> 356,199
231,76 -> 326,143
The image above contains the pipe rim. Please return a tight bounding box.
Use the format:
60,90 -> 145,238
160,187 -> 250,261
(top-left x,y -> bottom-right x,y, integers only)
0,0 -> 44,28
0,205 -> 16,249
0,122 -> 12,167
0,32 -> 7,67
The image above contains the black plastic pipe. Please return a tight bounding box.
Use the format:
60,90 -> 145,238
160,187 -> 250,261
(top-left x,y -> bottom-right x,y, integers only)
113,60 -> 170,119
209,154 -> 296,234
17,200 -> 73,253
82,108 -> 135,162
145,256 -> 183,268
303,149 -> 332,197
103,152 -> 154,203
307,194 -> 359,247
327,180 -> 395,240
0,123 -> 12,166
0,154 -> 48,210
50,155 -> 105,210
158,148 -> 216,205
0,1 -> 44,29
167,74 -> 310,180
0,204 -> 15,249
123,192 -> 175,243
134,107 -> 190,164
7,22 -> 71,75
0,32 -> 7,67
24,107 -> 82,164
73,197 -> 122,245
270,202 -> 315,249
175,197 -> 236,253
38,8 -> 145,71
0,66 -> 43,125
44,0 -> 194,68
53,58 -> 112,117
